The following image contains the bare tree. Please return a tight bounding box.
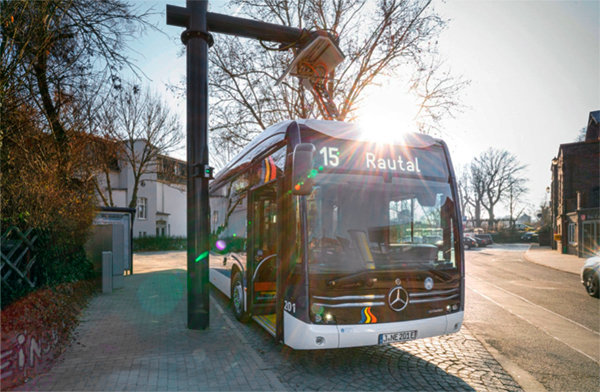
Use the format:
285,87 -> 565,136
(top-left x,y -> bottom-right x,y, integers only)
98,84 -> 184,215
575,126 -> 586,142
536,199 -> 552,229
411,59 -> 470,134
469,162 -> 487,228
1,0 -> 153,171
505,177 -> 529,229
458,164 -> 485,228
457,168 -> 472,222
471,148 -> 527,230
203,0 -> 467,156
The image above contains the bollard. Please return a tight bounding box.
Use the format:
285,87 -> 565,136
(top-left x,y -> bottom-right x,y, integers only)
102,251 -> 113,293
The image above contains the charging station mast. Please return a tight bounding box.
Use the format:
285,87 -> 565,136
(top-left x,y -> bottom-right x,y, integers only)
167,0 -> 342,330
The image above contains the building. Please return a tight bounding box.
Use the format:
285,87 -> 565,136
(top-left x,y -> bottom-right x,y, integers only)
550,111 -> 600,257
95,140 -> 187,238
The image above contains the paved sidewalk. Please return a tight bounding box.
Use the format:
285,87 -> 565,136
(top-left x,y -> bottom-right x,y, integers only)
17,253 -> 285,391
523,244 -> 586,275
18,251 -> 525,392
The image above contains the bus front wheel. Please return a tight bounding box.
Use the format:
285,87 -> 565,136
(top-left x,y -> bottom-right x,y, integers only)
231,271 -> 250,322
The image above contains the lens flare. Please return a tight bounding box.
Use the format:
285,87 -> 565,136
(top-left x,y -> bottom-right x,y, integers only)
215,240 -> 226,251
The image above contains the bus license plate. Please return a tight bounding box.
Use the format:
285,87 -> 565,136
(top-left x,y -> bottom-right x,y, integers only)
379,330 -> 418,344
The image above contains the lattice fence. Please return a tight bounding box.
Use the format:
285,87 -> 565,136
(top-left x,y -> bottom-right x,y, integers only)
1,227 -> 39,293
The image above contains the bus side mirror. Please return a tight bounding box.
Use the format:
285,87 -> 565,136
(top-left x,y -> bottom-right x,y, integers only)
292,143 -> 316,195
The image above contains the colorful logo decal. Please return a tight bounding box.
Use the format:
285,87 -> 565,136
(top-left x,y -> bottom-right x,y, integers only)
360,307 -> 378,324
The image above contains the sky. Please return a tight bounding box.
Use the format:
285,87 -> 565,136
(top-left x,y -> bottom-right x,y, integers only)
128,0 -> 599,218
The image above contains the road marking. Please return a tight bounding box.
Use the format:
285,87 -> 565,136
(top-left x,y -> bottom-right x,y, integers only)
469,287 -> 599,364
468,283 -> 599,364
470,274 -> 599,336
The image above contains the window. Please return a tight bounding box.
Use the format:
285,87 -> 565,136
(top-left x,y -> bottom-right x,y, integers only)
568,223 -> 576,244
306,173 -> 457,274
137,197 -> 147,220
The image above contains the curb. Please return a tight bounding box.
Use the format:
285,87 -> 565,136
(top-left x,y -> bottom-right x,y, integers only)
465,323 -> 548,392
522,251 -> 579,275
211,295 -> 288,391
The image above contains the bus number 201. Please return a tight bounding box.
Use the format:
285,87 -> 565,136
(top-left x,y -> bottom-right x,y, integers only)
284,300 -> 296,313
319,147 -> 339,167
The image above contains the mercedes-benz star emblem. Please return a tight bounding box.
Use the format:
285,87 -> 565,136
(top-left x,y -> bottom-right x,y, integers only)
388,286 -> 409,312
424,277 -> 434,291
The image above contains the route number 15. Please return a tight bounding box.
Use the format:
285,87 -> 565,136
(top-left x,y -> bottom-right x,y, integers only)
319,146 -> 339,167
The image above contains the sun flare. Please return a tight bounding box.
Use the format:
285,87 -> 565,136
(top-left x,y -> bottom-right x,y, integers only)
356,84 -> 422,143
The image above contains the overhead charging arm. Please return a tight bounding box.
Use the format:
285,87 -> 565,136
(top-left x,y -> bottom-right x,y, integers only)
168,5 -> 343,121
167,6 -> 306,44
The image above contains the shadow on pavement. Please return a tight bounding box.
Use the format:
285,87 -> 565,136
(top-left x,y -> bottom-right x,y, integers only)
212,289 -> 501,391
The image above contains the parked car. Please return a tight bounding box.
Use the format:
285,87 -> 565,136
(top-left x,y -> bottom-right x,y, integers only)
475,234 -> 493,246
581,256 -> 599,298
521,232 -> 539,242
465,233 -> 486,247
463,236 -> 478,250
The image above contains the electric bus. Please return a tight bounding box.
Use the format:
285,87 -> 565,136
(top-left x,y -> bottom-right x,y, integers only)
208,119 -> 464,350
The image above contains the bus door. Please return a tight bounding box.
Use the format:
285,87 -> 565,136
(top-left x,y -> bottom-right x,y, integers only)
249,182 -> 278,316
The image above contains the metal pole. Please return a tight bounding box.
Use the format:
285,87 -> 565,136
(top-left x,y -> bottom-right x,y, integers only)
186,0 -> 210,330
166,1 -> 342,331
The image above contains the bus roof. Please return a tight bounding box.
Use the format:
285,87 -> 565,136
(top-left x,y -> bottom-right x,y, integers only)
212,119 -> 440,185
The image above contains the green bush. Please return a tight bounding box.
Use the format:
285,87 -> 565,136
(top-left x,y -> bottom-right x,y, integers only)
491,230 -> 525,243
133,236 -> 187,252
1,230 -> 95,309
33,232 -> 96,286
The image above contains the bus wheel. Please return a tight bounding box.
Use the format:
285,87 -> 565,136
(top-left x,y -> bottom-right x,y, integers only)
231,272 -> 250,322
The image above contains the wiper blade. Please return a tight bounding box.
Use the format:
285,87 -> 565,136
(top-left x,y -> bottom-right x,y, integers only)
327,270 -> 378,288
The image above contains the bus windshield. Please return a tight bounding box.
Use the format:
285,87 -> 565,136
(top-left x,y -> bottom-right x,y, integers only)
306,172 -> 457,274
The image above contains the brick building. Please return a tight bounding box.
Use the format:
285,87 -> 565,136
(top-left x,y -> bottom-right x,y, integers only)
550,111 -> 600,257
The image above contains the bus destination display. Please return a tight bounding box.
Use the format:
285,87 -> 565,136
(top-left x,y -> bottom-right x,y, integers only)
310,138 -> 449,179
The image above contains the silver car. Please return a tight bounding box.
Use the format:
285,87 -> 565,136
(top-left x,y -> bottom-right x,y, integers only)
581,256 -> 599,298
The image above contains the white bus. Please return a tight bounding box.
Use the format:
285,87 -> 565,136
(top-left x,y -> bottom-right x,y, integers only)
209,119 -> 464,349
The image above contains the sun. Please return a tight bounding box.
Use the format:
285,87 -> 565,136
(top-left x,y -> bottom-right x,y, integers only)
355,83 -> 422,143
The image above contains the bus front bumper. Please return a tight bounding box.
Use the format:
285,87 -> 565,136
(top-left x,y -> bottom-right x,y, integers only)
283,311 -> 463,350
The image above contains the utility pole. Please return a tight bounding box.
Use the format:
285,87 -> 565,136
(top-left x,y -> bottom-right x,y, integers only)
166,0 -> 340,330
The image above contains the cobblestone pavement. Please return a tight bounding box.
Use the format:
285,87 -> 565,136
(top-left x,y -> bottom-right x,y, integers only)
213,291 -> 523,392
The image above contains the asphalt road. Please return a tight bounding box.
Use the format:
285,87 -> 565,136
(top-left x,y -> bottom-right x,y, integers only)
464,244 -> 600,391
